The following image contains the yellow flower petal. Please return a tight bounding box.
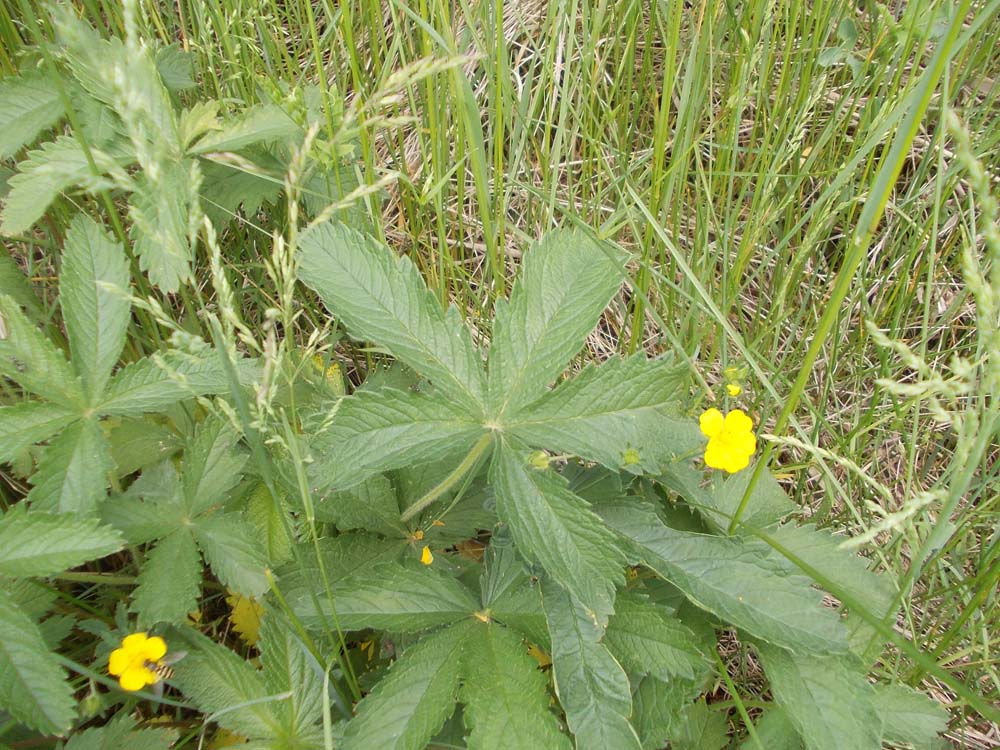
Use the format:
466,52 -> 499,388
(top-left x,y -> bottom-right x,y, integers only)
726,383 -> 741,397
143,636 -> 167,661
119,666 -> 150,692
699,408 -> 724,437
703,438 -> 729,471
108,648 -> 130,676
724,451 -> 751,474
420,545 -> 433,565
733,431 -> 757,456
724,409 -> 753,433
121,632 -> 149,650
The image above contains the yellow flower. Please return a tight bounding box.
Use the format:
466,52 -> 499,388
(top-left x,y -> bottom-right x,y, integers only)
420,545 -> 434,565
699,408 -> 756,474
108,632 -> 168,691
726,382 -> 742,397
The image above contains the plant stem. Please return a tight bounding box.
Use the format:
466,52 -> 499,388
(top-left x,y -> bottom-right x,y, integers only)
400,431 -> 493,523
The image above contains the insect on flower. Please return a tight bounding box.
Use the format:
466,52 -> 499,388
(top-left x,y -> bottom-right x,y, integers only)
108,632 -> 185,693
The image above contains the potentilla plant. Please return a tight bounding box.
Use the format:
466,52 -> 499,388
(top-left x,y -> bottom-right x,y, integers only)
267,221 -> 951,750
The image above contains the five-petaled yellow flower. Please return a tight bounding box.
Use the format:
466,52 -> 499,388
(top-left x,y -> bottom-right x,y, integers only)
420,545 -> 434,565
108,632 -> 168,691
699,408 -> 756,474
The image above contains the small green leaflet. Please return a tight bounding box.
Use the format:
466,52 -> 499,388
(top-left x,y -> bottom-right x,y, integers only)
257,613 -> 328,739
461,623 -> 571,750
59,215 -> 130,403
187,104 -> 301,154
872,684 -> 949,750
308,387 -> 485,491
756,644 -> 882,750
758,523 -> 896,660
600,502 -> 849,655
172,628 -> 280,739
132,530 -> 201,627
0,402 -> 77,464
0,505 -> 124,578
0,72 -> 65,159
63,715 -> 178,750
306,561 -> 479,633
0,293 -> 82,407
297,221 -> 487,411
506,354 -> 698,473
0,136 -> 130,236
128,160 -> 201,292
341,621 -> 470,750
492,441 -> 626,625
541,581 -> 641,750
603,592 -> 710,682
488,229 -> 626,416
27,417 -> 111,514
0,589 -> 76,735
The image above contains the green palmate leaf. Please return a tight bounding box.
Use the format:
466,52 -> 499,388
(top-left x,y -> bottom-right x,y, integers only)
604,593 -> 710,682
194,514 -> 269,597
98,352 -> 231,415
100,474 -> 184,545
132,530 -> 202,626
317,561 -> 479,632
486,571 -> 549,647
188,104 -> 301,154
461,622 -> 571,750
631,676 -> 702,750
245,483 -> 293,565
739,709 -> 804,750
696,467 -> 796,531
0,589 -> 75,735
488,229 -> 625,416
173,629 -> 277,739
0,294 -> 82,406
64,715 -> 178,750
128,160 -> 201,292
671,700 -> 729,750
198,153 -> 284,226
298,221 -> 487,410
105,417 -> 183,476
761,523 -> 895,659
257,614 -> 325,736
316,474 -> 405,536
0,505 -> 123,577
0,402 -> 77,463
506,354 -> 698,472
492,441 -> 626,625
107,43 -> 178,159
601,503 -> 848,655
154,45 -> 196,92
0,72 -> 64,159
284,534 -> 408,623
342,621 -> 471,750
541,581 -> 641,750
308,388 -> 485,491
756,644 -> 882,750
0,136 -> 129,236
68,82 -> 121,148
0,246 -> 45,322
27,418 -> 112,515
182,416 -> 246,516
59,215 -> 130,402
872,684 -> 949,750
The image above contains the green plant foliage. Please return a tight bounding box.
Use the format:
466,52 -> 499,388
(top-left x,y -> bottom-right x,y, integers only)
291,220 -> 946,748
0,216 -> 236,515
101,416 -> 266,626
